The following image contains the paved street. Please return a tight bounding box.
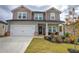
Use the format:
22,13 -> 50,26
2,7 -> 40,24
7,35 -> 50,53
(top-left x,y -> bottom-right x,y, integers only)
0,36 -> 33,53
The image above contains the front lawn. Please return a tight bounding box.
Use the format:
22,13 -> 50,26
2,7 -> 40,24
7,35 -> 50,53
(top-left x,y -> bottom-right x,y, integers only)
25,38 -> 79,53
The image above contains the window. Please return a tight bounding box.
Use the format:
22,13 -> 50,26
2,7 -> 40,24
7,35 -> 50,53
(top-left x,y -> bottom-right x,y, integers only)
34,13 -> 43,20
48,26 -> 52,35
23,13 -> 27,19
17,12 -> 27,19
50,13 -> 55,20
48,27 -> 52,33
53,26 -> 57,32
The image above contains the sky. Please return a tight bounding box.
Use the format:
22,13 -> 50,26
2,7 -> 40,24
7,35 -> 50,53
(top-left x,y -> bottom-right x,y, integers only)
0,5 -> 79,22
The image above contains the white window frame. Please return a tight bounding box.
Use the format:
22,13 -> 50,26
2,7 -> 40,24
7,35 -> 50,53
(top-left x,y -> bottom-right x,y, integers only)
34,13 -> 43,20
50,13 -> 55,20
17,12 -> 27,19
48,26 -> 57,33
52,26 -> 57,32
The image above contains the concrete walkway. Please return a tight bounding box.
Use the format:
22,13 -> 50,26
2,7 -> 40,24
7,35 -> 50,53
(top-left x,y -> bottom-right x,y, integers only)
0,36 -> 33,53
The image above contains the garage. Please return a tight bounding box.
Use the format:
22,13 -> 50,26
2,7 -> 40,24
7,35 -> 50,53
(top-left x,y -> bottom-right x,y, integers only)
10,25 -> 35,36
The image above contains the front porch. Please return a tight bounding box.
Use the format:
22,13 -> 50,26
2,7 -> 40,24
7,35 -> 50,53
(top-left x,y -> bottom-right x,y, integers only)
34,23 -> 64,36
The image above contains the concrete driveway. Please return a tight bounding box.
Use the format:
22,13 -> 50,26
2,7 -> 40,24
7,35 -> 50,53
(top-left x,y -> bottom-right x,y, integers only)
0,36 -> 33,53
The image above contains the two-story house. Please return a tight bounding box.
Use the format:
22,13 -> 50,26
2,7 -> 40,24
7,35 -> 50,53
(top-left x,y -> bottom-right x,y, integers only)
7,5 -> 64,36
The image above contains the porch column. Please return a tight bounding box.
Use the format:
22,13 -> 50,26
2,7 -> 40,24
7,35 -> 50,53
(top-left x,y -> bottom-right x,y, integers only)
46,23 -> 48,36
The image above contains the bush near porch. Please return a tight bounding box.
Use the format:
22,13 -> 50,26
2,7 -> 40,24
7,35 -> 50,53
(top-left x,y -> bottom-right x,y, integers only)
44,32 -> 76,43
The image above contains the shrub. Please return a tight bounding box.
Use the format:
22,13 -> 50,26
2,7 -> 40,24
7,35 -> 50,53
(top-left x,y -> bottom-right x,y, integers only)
61,35 -> 65,42
69,34 -> 76,42
61,36 -> 65,39
74,38 -> 79,44
64,32 -> 70,37
64,37 -> 74,43
63,38 -> 68,43
51,38 -> 56,42
44,35 -> 52,41
66,38 -> 72,43
54,35 -> 63,43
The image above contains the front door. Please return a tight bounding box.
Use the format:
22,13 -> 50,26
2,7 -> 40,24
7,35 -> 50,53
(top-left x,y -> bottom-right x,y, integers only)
38,24 -> 45,35
38,26 -> 42,34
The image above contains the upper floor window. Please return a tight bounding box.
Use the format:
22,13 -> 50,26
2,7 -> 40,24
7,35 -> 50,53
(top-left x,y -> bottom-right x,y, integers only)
17,12 -> 27,19
50,13 -> 55,20
34,13 -> 43,20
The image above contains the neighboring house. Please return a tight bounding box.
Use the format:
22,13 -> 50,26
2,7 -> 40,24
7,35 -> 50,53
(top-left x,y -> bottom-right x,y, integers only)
0,20 -> 7,36
7,5 -> 64,36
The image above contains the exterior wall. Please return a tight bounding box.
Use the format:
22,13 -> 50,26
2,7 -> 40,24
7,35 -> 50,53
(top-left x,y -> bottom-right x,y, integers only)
45,9 -> 60,21
8,21 -> 61,35
12,6 -> 32,20
8,21 -> 63,35
12,6 -> 60,21
0,23 -> 6,36
35,23 -> 38,35
8,21 -> 37,35
58,24 -> 64,35
5,25 -> 8,32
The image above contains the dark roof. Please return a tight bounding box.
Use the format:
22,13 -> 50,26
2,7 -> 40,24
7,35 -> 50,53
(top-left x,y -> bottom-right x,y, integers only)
0,20 -> 7,24
12,5 -> 61,13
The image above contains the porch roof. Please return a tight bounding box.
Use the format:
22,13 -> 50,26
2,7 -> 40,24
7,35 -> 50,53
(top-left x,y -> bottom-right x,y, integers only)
0,20 -> 7,25
7,19 -> 64,23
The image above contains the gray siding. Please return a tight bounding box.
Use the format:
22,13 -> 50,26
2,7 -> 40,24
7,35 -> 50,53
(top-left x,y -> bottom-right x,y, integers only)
12,6 -> 32,20
45,9 -> 60,21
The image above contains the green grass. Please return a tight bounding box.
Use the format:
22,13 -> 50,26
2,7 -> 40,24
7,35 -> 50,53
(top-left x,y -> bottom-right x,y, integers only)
25,38 -> 79,53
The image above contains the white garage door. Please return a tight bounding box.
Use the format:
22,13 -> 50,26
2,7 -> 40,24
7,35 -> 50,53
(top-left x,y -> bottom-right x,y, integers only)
10,25 -> 35,36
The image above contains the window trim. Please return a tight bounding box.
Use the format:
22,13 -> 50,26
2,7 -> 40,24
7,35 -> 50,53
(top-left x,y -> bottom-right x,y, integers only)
50,13 -> 55,20
17,12 -> 27,19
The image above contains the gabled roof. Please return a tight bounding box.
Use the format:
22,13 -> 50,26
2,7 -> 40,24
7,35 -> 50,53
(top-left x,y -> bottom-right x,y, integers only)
12,5 -> 61,13
0,20 -> 7,24
12,5 -> 32,12
45,6 -> 61,13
